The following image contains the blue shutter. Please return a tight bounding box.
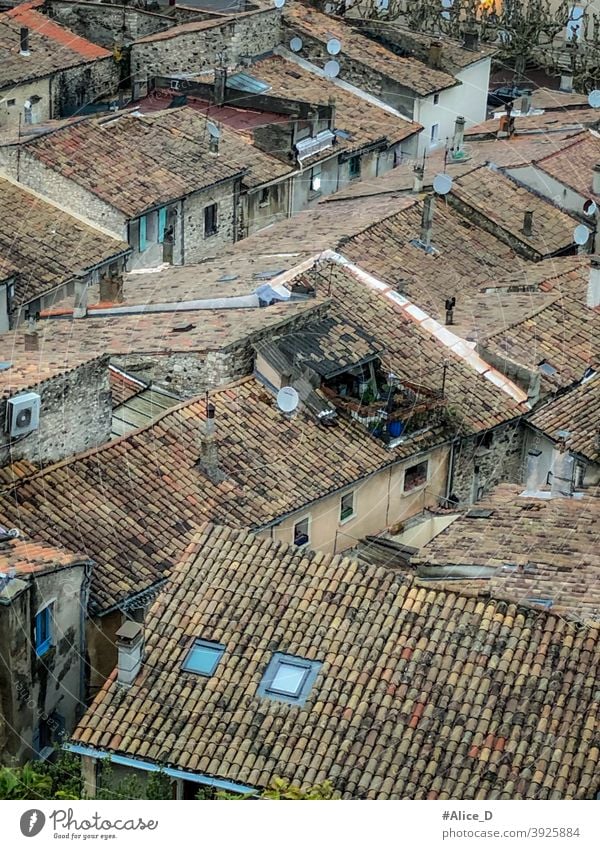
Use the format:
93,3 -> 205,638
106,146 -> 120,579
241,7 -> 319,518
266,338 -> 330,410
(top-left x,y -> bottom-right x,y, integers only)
158,207 -> 167,242
139,216 -> 147,252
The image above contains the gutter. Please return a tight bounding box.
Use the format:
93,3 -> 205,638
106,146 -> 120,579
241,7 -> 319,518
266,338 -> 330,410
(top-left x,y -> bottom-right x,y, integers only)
64,744 -> 258,796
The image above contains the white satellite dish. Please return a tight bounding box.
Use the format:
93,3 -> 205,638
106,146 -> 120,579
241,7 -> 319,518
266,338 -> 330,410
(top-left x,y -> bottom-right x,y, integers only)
277,386 -> 299,413
327,38 -> 342,56
588,90 -> 600,108
325,2 -> 334,11
432,173 -> 453,195
207,121 -> 221,139
583,198 -> 597,216
574,223 -> 591,245
324,60 -> 340,78
274,0 -> 285,7
290,36 -> 303,52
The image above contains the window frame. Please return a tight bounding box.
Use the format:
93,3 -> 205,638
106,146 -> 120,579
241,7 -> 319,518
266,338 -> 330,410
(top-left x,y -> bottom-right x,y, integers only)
403,459 -> 429,493
348,155 -> 361,180
259,187 -> 271,207
182,638 -> 225,677
309,165 -> 322,197
430,123 -> 440,145
204,203 -> 218,237
35,603 -> 53,657
257,652 -> 322,705
339,490 -> 356,524
433,93 -> 440,105
293,515 -> 310,548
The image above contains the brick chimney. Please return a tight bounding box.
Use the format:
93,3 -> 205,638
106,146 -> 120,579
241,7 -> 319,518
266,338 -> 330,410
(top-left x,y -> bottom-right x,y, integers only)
550,439 -> 574,498
559,73 -> 574,93
19,27 -> 29,56
214,67 -> 227,106
587,256 -> 600,307
428,40 -> 443,69
522,210 -> 534,237
73,275 -> 88,319
116,621 -> 144,687
198,402 -> 225,483
462,26 -> 479,52
413,161 -> 424,193
99,271 -> 124,303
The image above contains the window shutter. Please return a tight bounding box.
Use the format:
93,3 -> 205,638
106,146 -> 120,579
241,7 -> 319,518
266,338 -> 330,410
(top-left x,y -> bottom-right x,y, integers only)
158,207 -> 167,242
139,216 -> 147,251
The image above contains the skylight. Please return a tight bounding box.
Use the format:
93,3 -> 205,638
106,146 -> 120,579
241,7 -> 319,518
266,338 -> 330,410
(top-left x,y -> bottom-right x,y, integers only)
227,72 -> 270,94
538,360 -> 557,376
182,639 -> 225,676
257,653 -> 321,705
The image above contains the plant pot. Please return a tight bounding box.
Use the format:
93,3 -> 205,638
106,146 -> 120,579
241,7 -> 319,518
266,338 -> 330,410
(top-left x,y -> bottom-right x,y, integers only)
388,420 -> 404,438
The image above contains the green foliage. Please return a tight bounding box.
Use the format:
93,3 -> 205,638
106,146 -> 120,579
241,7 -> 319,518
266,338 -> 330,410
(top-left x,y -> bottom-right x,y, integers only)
0,764 -> 52,800
195,777 -> 335,801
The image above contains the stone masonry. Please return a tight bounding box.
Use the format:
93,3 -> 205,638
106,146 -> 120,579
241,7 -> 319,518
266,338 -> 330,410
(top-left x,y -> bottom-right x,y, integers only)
451,420 -> 526,505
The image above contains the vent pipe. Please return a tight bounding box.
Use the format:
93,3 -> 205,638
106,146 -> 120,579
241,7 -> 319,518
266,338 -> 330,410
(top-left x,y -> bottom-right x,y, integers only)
550,441 -> 574,498
421,193 -> 435,247
452,116 -> 465,155
199,402 -> 225,483
587,256 -> 600,307
519,89 -> 532,115
19,27 -> 29,56
328,95 -> 336,132
522,210 -> 534,237
116,621 -> 144,687
214,67 -> 227,106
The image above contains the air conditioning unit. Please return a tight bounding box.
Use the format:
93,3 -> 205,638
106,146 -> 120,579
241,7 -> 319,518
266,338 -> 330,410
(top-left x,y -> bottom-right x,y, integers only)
5,392 -> 41,438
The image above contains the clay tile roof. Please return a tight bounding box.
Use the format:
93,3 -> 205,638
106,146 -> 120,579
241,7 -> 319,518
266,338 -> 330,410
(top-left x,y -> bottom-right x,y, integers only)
283,3 -> 457,96
450,165 -> 579,257
0,176 -> 130,306
465,108 -> 600,140
0,351 -> 108,400
0,5 -> 111,89
528,374 -> 600,462
72,523 -> 600,799
530,87 -> 589,111
0,375 -> 446,613
247,54 -> 419,153
414,483 -> 600,623
531,129 -> 600,201
0,459 -> 37,488
25,113 -> 245,218
0,531 -> 89,578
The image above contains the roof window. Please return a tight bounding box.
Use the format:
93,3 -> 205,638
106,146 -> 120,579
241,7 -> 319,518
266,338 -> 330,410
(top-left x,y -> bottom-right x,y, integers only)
182,639 -> 225,676
257,652 -> 321,705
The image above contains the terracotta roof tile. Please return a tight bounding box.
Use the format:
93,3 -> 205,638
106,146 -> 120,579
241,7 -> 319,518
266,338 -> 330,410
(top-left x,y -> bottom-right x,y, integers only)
72,523 -> 600,799
0,528 -> 88,577
530,129 -> 600,201
465,108 -> 600,140
528,374 -> 600,462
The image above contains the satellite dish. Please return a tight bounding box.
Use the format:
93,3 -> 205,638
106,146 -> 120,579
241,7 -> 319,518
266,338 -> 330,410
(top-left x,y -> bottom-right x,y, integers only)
588,89 -> 600,108
324,60 -> 340,78
274,0 -> 285,7
277,386 -> 299,413
324,2 -> 334,11
583,198 -> 597,216
290,36 -> 303,52
327,38 -> 342,56
207,121 -> 221,139
433,172 -> 453,195
573,223 -> 591,245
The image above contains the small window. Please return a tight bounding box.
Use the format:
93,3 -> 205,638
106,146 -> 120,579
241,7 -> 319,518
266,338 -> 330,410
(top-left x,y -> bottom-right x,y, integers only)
259,187 -> 270,207
35,605 -> 53,656
404,460 -> 429,492
430,123 -> 440,145
348,155 -> 361,179
7,99 -> 15,107
433,93 -> 440,105
204,203 -> 218,237
574,462 -> 586,488
257,653 -> 322,705
293,516 -> 310,547
182,639 -> 225,676
340,491 -> 355,522
310,166 -> 322,195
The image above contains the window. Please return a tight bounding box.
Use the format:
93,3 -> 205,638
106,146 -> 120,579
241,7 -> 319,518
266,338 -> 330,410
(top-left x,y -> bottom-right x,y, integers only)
403,460 -> 429,492
293,516 -> 310,547
33,713 -> 64,759
430,123 -> 440,146
146,210 -> 158,243
7,99 -> 15,107
259,187 -> 270,207
35,604 -> 53,656
340,491 -> 355,522
158,207 -> 167,242
566,5 -> 584,41
348,155 -> 361,179
204,203 -> 218,237
139,215 -> 147,252
433,93 -> 440,105
309,166 -> 322,196
257,653 -> 322,705
182,639 -> 225,676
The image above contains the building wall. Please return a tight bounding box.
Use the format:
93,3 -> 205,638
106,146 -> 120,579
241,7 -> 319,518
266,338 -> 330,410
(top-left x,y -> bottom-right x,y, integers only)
523,424 -> 600,487
45,0 -> 182,48
258,443 -> 450,554
0,565 -> 86,764
505,164 -> 588,216
0,78 -> 51,132
451,421 -> 525,505
86,609 -> 122,699
182,179 -> 239,263
0,355 -> 112,467
52,59 -> 120,118
243,179 -> 290,237
130,8 -> 282,81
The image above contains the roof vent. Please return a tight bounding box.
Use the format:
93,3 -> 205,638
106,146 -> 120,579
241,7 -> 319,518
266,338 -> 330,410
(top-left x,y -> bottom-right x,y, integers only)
171,323 -> 195,333
19,27 -> 29,57
465,509 -> 494,519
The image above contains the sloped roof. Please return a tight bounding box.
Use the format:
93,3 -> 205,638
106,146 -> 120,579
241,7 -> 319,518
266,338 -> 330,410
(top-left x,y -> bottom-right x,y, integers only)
0,351 -> 108,400
72,523 -> 600,799
528,374 -> 600,462
531,130 -> 600,201
414,484 -> 600,623
0,4 -> 111,89
0,532 -> 89,578
465,108 -> 600,140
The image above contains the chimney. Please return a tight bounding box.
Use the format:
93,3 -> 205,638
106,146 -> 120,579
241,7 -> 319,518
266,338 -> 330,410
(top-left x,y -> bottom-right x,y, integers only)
522,210 -> 534,237
214,67 -> 227,107
99,271 -> 124,303
19,27 -> 29,56
445,296 -> 456,325
559,73 -> 574,93
525,449 -> 543,493
421,193 -> 435,247
428,40 -> 443,69
413,161 -> 424,193
73,275 -> 88,319
328,95 -> 336,132
550,440 -> 574,498
519,89 -> 532,115
116,620 -> 144,687
452,116 -> 465,154
24,331 -> 38,352
587,256 -> 600,307
463,26 -> 479,52
198,402 -> 225,483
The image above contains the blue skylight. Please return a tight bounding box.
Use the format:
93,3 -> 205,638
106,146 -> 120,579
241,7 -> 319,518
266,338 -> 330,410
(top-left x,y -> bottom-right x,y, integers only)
182,639 -> 225,676
227,72 -> 270,94
257,653 -> 321,705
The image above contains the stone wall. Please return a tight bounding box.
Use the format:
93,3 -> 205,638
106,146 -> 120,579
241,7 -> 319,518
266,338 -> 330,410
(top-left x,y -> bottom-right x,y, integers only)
451,420 -> 526,505
0,355 -> 113,467
182,178 -> 240,263
130,7 -> 282,80
52,58 -> 121,118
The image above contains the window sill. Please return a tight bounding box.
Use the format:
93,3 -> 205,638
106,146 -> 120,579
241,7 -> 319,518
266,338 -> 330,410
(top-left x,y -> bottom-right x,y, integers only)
403,481 -> 428,497
339,512 -> 356,525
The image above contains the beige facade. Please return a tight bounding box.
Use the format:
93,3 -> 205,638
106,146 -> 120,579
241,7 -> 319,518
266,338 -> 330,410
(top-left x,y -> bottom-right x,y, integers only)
0,77 -> 49,131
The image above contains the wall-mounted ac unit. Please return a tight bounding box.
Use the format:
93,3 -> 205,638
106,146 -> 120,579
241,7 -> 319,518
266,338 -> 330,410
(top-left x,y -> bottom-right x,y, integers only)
5,392 -> 41,438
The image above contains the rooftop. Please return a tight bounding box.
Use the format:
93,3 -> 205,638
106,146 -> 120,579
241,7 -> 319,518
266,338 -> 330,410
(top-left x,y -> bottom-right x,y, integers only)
528,373 -> 600,463
0,351 -> 108,400
528,129 -> 600,201
0,3 -> 111,90
283,3 -> 457,96
449,165 -> 579,258
465,107 -> 600,140
72,522 -> 600,799
530,88 -> 589,111
0,459 -> 37,489
0,530 -> 89,580
414,484 -> 600,623
0,176 -> 130,306
23,112 -> 245,218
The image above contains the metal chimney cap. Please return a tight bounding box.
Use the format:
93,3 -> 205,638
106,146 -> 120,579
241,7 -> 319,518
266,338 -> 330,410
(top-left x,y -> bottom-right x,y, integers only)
116,620 -> 143,643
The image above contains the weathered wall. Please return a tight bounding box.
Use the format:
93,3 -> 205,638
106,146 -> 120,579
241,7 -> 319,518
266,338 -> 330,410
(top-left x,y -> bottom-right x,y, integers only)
523,424 -> 600,488
45,0 -> 182,48
0,78 -> 51,131
0,564 -> 86,764
52,58 -> 120,117
243,179 -> 290,237
505,164 -> 588,217
451,421 -> 525,505
130,8 -> 282,80
182,179 -> 239,263
0,355 -> 112,467
86,609 -> 122,699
